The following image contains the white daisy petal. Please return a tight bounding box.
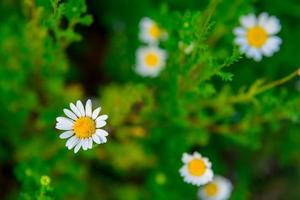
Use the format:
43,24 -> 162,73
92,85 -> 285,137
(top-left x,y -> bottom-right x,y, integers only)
96,118 -> 107,128
240,14 -> 256,28
63,109 -> 78,120
56,117 -> 74,126
240,44 -> 249,53
182,153 -> 192,163
193,152 -> 202,158
99,135 -> 107,143
85,99 -> 92,117
234,36 -> 247,46
261,44 -> 274,57
233,27 -> 246,36
66,136 -> 76,148
92,134 -> 101,144
96,129 -> 108,137
76,100 -> 85,117
74,141 -> 82,153
59,130 -> 74,139
68,137 -> 79,150
258,12 -> 269,27
88,138 -> 93,149
70,103 -> 82,117
56,123 -> 73,131
245,47 -> 257,59
253,49 -> 263,62
265,16 -> 281,34
82,139 -> 88,150
267,36 -> 282,47
96,115 -> 108,121
92,107 -> 101,119
85,138 -> 91,149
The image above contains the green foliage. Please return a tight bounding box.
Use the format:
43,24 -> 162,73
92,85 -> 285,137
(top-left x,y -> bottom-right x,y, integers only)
1,0 -> 300,199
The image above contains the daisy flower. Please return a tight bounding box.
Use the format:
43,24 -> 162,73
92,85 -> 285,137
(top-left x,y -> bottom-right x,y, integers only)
135,46 -> 167,77
234,12 -> 282,61
55,99 -> 108,153
179,152 -> 214,186
198,176 -> 233,200
139,17 -> 163,44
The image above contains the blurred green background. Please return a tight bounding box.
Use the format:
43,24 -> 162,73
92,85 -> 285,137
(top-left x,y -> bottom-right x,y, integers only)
1,0 -> 300,199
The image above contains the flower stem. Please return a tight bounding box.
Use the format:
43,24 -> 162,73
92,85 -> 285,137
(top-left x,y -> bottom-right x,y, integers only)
230,69 -> 299,104
256,69 -> 299,94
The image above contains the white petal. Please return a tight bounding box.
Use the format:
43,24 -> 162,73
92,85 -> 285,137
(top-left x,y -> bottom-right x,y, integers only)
56,117 -> 74,126
68,137 -> 79,150
85,99 -> 92,117
82,139 -> 88,150
233,27 -> 246,36
66,136 -> 76,148
96,115 -> 108,121
88,138 -> 93,149
92,107 -> 101,119
96,119 -> 107,128
92,134 -> 101,144
240,44 -> 249,53
267,36 -> 282,47
76,100 -> 85,116
264,16 -> 281,34
182,153 -> 191,163
56,123 -> 73,131
99,135 -> 107,143
193,152 -> 202,158
70,103 -> 82,117
258,12 -> 269,27
240,14 -> 257,28
96,129 -> 109,137
63,109 -> 78,120
74,141 -> 82,153
59,130 -> 74,139
139,17 -> 152,29
253,49 -> 263,62
245,47 -> 256,58
234,36 -> 247,46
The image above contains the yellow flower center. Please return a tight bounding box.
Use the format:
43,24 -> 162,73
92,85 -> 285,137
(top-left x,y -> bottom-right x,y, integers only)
145,53 -> 159,67
149,24 -> 161,39
246,26 -> 268,48
73,117 -> 96,138
187,158 -> 206,176
204,183 -> 218,197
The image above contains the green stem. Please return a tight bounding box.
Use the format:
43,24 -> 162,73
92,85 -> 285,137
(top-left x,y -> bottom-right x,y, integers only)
198,0 -> 220,40
256,69 -> 299,94
230,69 -> 299,104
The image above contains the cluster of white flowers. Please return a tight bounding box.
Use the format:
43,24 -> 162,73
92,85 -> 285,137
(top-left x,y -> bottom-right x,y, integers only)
54,11 -> 284,199
179,152 -> 233,200
135,17 -> 167,77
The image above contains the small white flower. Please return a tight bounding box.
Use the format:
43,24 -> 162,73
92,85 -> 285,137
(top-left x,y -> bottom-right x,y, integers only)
179,152 -> 214,186
139,17 -> 163,44
198,176 -> 233,200
55,99 -> 108,153
179,41 -> 195,55
233,12 -> 282,62
135,46 -> 167,77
